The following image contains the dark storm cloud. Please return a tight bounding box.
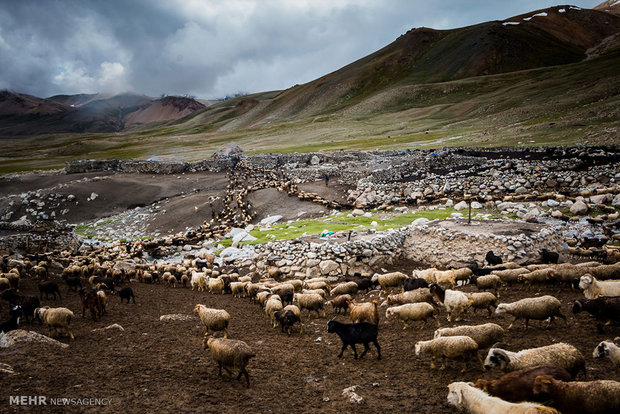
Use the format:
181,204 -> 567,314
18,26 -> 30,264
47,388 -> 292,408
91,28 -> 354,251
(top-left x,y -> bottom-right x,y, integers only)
0,0 -> 603,99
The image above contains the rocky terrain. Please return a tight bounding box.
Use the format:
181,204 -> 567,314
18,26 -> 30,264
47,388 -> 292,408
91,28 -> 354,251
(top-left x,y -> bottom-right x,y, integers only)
0,145 -> 619,412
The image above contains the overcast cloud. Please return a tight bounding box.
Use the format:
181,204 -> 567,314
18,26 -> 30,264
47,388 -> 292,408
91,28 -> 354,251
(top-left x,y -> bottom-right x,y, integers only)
0,0 -> 602,99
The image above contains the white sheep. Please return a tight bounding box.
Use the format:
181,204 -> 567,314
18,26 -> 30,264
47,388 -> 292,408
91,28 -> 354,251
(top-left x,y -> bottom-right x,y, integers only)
202,335 -> 255,388
385,302 -> 437,330
434,323 -> 504,350
430,285 -> 470,322
414,267 -> 437,284
303,280 -> 330,292
329,281 -> 358,296
287,279 -> 303,292
208,277 -> 225,294
372,271 -> 408,291
34,306 -> 75,341
264,294 -> 283,328
474,274 -> 502,296
495,295 -> 567,330
484,342 -> 586,378
193,304 -> 230,338
447,381 -> 560,414
302,288 -> 327,298
191,271 -> 207,291
492,268 -> 528,286
415,336 -> 482,372
518,269 -> 555,287
593,339 -> 620,369
293,293 -> 325,318
230,281 -> 248,297
465,292 -> 498,316
433,268 -> 472,288
579,274 -> 620,299
386,288 -> 434,307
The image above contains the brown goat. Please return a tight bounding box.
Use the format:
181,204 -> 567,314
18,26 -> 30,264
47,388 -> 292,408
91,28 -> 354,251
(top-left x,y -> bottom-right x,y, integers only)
474,365 -> 572,403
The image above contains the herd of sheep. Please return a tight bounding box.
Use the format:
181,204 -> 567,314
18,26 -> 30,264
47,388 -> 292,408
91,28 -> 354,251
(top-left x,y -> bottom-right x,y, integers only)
1,244 -> 620,412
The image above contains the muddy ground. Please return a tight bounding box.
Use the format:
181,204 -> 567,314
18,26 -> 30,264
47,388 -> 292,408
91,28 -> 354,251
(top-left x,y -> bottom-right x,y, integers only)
1,276 -> 619,413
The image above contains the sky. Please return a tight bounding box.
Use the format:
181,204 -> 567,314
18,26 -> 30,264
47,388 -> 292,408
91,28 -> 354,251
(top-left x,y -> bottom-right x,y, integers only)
0,0 -> 603,99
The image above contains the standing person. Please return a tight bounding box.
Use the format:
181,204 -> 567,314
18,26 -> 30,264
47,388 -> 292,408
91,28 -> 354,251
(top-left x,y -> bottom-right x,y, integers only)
324,174 -> 329,187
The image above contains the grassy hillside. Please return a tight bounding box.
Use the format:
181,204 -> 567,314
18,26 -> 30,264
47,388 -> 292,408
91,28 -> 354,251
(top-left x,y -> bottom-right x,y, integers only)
0,6 -> 619,174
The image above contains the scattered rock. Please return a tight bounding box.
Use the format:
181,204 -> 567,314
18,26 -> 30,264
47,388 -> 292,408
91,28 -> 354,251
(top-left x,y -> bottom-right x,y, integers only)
92,324 -> 125,332
342,386 -> 364,404
159,314 -> 194,322
0,330 -> 69,349
570,200 -> 588,215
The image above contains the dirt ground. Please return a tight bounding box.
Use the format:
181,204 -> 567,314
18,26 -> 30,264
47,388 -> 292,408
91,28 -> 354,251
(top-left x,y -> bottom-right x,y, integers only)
1,276 -> 619,413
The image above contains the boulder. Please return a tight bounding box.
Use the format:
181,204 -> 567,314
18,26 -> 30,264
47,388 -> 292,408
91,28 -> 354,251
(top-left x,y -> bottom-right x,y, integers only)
569,200 -> 588,215
319,260 -> 339,275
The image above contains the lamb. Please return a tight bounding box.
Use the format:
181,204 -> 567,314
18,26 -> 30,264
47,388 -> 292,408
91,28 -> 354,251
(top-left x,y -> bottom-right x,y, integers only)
540,248 -> 560,264
264,294 -> 283,328
447,381 -> 560,414
495,296 -> 567,330
180,274 -> 189,288
38,281 -> 61,300
206,277 -> 224,294
386,288 -> 434,307
34,306 -> 75,341
119,286 -> 135,304
429,284 -> 470,322
572,296 -> 620,333
190,271 -> 207,291
385,302 -> 438,330
532,375 -> 620,414
194,304 -> 230,338
433,268 -> 473,288
303,280 -> 330,292
5,272 -> 19,291
593,339 -> 620,369
329,281 -> 358,296
202,336 -> 255,388
474,365 -> 572,403
327,294 -> 353,314
0,277 -> 10,291
348,300 -> 379,325
327,320 -> 381,360
415,336 -> 482,372
465,292 -> 498,316
579,274 -> 620,299
293,293 -> 326,318
372,271 -> 408,291
484,343 -> 586,378
434,323 -> 504,350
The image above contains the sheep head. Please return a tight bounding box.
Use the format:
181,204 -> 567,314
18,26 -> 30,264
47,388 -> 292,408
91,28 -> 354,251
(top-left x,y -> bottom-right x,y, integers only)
484,348 -> 508,370
593,342 -> 610,359
579,274 -> 593,290
446,383 -> 464,407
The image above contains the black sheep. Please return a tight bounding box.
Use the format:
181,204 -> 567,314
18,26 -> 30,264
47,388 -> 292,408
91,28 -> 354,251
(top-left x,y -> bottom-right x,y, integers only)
1,289 -> 40,323
38,281 -> 61,300
62,274 -> 82,292
0,305 -> 23,333
119,287 -> 135,304
327,320 -> 381,360
273,309 -> 301,336
572,296 -> 620,333
403,278 -> 428,292
540,249 -> 559,264
485,251 -> 503,266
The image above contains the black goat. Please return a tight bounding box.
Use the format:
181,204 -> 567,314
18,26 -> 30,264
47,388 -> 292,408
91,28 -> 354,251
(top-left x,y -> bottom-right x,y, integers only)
346,273 -> 377,292
38,281 -> 61,300
1,289 -> 40,323
327,320 -> 381,360
274,309 -> 301,336
403,277 -> 428,292
0,305 -> 22,333
485,251 -> 503,266
119,287 -> 135,304
540,249 -> 559,264
572,296 -> 620,333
